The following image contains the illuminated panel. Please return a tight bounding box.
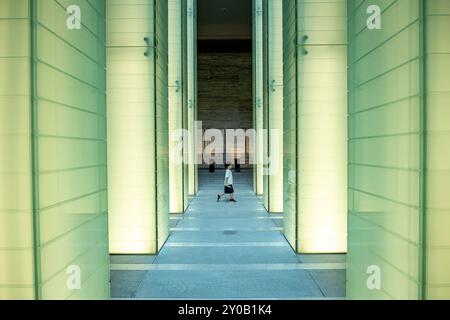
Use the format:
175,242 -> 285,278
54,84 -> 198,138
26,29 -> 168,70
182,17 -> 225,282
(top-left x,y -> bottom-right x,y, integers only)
169,0 -> 185,213
425,0 -> 450,300
106,0 -> 158,254
187,0 -> 198,195
0,0 -> 35,300
253,0 -> 264,195
296,0 -> 347,253
262,0 -> 283,213
155,0 -> 170,250
347,0 -> 421,299
35,0 -> 109,299
282,0 -> 297,249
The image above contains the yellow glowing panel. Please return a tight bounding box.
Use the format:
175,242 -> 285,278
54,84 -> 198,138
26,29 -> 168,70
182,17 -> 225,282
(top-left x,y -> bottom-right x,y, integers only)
0,1 -> 35,299
107,1 -> 158,254
187,0 -> 198,196
1,0 -> 110,300
263,0 -> 283,213
296,0 -> 347,253
253,0 -> 264,195
169,0 -> 185,213
347,0 -> 422,299
425,0 -> 450,300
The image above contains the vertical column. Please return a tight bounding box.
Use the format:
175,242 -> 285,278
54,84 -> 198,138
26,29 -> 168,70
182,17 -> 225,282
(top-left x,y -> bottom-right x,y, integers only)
107,0 -> 169,254
182,0 -> 190,211
0,0 -> 109,299
283,0 -> 347,253
187,0 -> 198,196
282,0 -> 298,250
297,0 -> 347,253
347,0 -> 422,299
263,0 -> 283,213
424,0 -> 450,300
0,0 -> 35,300
253,0 -> 264,195
35,0 -> 109,300
168,0 -> 185,214
348,0 -> 450,300
155,0 -> 170,252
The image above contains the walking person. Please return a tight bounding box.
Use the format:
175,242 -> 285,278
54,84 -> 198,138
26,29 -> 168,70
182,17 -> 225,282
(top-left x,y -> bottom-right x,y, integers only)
217,164 -> 237,202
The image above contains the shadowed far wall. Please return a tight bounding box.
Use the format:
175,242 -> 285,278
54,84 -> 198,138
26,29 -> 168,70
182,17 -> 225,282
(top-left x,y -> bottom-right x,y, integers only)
198,51 -> 253,130
197,43 -> 253,168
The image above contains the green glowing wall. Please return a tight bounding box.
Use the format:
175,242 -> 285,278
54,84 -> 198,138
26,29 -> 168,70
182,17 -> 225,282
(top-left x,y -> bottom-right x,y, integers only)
182,0 -> 189,210
106,0 -> 169,254
168,0 -> 186,214
0,0 -> 34,299
1,0 -> 109,299
187,0 -> 198,196
347,0 -> 450,300
425,0 -> 450,299
282,0 -> 298,249
155,0 -> 170,250
282,0 -> 348,253
347,0 -> 423,299
253,0 -> 264,195
262,0 -> 283,213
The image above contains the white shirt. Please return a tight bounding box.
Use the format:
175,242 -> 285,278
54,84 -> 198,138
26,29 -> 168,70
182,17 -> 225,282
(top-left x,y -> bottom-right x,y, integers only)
225,169 -> 233,186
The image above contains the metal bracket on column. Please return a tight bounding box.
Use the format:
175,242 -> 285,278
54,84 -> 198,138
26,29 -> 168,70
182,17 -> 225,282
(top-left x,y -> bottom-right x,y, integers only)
188,99 -> 193,109
257,6 -> 263,17
257,98 -> 263,109
299,35 -> 309,55
144,37 -> 153,57
175,80 -> 182,93
270,80 -> 277,92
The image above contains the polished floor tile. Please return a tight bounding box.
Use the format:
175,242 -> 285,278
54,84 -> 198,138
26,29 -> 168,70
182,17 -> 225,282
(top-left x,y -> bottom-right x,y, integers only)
111,170 -> 346,299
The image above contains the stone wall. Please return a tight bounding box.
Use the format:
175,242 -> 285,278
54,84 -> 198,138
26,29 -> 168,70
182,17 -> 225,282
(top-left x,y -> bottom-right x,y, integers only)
198,52 -> 253,130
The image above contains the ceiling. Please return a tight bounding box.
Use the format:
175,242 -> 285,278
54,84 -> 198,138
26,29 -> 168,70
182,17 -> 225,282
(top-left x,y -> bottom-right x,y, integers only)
197,0 -> 252,40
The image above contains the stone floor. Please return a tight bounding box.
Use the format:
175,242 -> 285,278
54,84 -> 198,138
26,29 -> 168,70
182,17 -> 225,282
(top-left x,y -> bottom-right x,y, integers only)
110,170 -> 346,300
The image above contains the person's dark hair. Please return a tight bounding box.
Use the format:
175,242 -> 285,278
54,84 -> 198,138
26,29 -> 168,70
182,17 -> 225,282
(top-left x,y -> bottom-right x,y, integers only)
225,163 -> 230,169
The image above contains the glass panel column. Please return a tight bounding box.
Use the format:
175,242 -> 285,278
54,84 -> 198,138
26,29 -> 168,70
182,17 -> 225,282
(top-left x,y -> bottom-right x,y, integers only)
168,0 -> 185,214
283,0 -> 347,253
282,0 -> 298,250
187,0 -> 198,196
263,0 -> 284,213
253,0 -> 264,195
347,0 -> 422,299
297,0 -> 347,253
424,0 -> 450,300
1,0 -> 109,299
0,0 -> 35,300
106,0 -> 169,254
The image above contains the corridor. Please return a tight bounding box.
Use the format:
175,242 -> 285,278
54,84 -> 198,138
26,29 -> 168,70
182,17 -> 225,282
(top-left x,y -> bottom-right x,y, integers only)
110,170 -> 346,299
